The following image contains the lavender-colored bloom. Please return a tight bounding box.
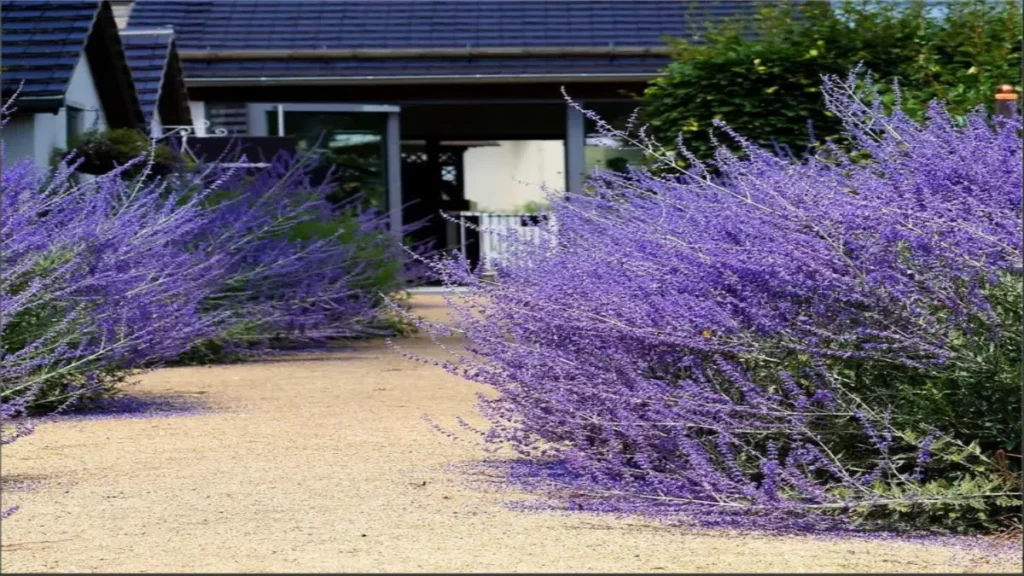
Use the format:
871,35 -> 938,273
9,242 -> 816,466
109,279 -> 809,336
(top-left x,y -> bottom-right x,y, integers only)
1,117 -> 415,415
409,71 -> 1023,532
181,150 -> 420,348
1,98 -> 419,519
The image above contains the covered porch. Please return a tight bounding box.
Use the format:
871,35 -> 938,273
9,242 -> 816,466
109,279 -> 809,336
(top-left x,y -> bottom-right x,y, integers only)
185,81 -> 646,265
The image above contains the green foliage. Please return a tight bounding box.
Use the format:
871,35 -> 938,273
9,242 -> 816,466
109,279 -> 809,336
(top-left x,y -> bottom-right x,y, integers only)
1,249 -> 130,413
642,0 -> 1022,160
751,272 -> 1023,533
54,128 -> 178,176
289,207 -> 406,301
519,200 -> 551,214
721,263 -> 1022,536
174,200 -> 411,365
841,276 -> 1021,456
309,147 -> 387,211
851,458 -> 1022,534
485,200 -> 553,214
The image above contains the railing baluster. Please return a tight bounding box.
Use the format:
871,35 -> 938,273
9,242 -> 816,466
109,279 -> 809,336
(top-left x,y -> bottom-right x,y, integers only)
452,210 -> 557,275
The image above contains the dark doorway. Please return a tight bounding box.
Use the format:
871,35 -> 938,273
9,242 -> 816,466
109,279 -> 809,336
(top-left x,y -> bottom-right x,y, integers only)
401,141 -> 477,278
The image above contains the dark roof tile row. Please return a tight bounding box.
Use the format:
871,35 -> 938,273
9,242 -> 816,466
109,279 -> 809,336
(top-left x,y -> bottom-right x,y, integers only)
1,0 -> 99,99
121,29 -> 175,121
128,0 -> 760,80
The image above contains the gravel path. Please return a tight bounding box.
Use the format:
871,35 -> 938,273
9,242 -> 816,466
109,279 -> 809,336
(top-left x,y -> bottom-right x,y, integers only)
1,295 -> 1019,573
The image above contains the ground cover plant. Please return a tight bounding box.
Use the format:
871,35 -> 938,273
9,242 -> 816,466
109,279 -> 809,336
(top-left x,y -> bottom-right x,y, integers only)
414,71 -> 1023,535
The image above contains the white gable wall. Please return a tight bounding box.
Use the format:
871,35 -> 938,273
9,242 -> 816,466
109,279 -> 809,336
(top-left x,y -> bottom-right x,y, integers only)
3,55 -> 110,170
111,0 -> 134,29
1,115 -> 38,167
0,111 -> 65,170
64,54 -> 108,136
32,112 -> 63,169
149,109 -> 163,138
188,101 -> 207,136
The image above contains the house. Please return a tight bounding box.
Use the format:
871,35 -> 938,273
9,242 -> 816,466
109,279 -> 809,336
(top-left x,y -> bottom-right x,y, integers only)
126,0 -> 760,248
0,0 -> 145,169
119,27 -> 192,138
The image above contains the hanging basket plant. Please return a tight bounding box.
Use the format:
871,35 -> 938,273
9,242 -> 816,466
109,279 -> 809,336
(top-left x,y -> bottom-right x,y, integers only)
57,128 -> 178,177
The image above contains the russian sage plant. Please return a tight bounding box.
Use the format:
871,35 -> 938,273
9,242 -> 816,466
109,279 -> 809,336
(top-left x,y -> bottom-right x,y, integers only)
413,72 -> 1022,533
1,151 -> 223,413
2,148 -> 414,402
2,110 -> 415,518
1,104 -> 415,404
190,152 -> 413,349
0,129 -> 222,516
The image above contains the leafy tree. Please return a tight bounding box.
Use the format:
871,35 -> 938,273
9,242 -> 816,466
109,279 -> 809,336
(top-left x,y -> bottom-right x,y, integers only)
642,0 -> 1022,160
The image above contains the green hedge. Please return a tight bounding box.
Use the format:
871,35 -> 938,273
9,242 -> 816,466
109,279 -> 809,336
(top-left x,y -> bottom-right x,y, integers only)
642,0 -> 1022,160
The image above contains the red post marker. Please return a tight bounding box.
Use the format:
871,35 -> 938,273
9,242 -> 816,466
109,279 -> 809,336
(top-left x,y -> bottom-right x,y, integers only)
995,84 -> 1019,118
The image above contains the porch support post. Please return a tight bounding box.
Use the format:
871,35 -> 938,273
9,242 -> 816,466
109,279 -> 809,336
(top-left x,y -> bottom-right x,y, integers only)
386,111 -> 403,236
564,104 -> 585,194
189,101 -> 207,136
247,103 -> 270,136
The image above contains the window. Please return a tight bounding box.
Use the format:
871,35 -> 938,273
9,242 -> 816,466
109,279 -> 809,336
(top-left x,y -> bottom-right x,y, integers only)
582,101 -> 648,174
208,102 -> 248,136
66,106 -> 84,145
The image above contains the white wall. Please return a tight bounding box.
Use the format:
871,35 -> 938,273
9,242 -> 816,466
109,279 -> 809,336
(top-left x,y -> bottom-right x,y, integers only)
1,114 -> 37,166
0,111 -> 65,170
149,109 -> 163,138
111,1 -> 134,28
188,101 -> 207,136
65,55 -> 107,135
4,55 -> 108,170
32,112 -> 64,169
463,140 -> 565,212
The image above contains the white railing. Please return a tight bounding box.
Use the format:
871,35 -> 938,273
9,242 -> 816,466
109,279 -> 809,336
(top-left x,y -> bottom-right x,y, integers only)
157,122 -> 273,169
451,211 -> 556,274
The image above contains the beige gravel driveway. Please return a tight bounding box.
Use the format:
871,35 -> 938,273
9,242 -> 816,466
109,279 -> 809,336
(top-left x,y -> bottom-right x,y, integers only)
1,295 -> 1019,573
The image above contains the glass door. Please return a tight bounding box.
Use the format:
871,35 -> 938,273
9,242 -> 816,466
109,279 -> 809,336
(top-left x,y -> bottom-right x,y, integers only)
248,103 -> 402,234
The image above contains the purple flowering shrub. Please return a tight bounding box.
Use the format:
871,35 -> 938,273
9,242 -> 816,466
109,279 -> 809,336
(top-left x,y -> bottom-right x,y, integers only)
1,152 -> 223,413
2,107 -> 414,405
2,94 -> 416,519
174,153 -> 414,361
415,72 -> 1022,533
0,132 -> 219,516
2,148 -> 412,403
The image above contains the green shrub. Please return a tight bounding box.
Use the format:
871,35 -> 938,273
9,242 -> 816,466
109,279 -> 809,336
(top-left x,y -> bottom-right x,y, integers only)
290,207 -> 407,303
742,273 -> 1023,533
54,128 -> 178,176
840,277 -> 1022,456
642,0 -> 1022,161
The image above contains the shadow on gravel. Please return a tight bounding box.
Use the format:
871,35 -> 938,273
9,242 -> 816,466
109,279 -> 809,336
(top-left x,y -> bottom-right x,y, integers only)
50,393 -> 211,422
0,475 -> 48,494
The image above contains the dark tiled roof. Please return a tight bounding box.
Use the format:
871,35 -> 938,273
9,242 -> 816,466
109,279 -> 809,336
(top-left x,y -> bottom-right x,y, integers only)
121,29 -> 174,121
0,0 -> 100,100
2,1 -> 146,127
127,0 -> 761,81
129,1 -> 752,50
